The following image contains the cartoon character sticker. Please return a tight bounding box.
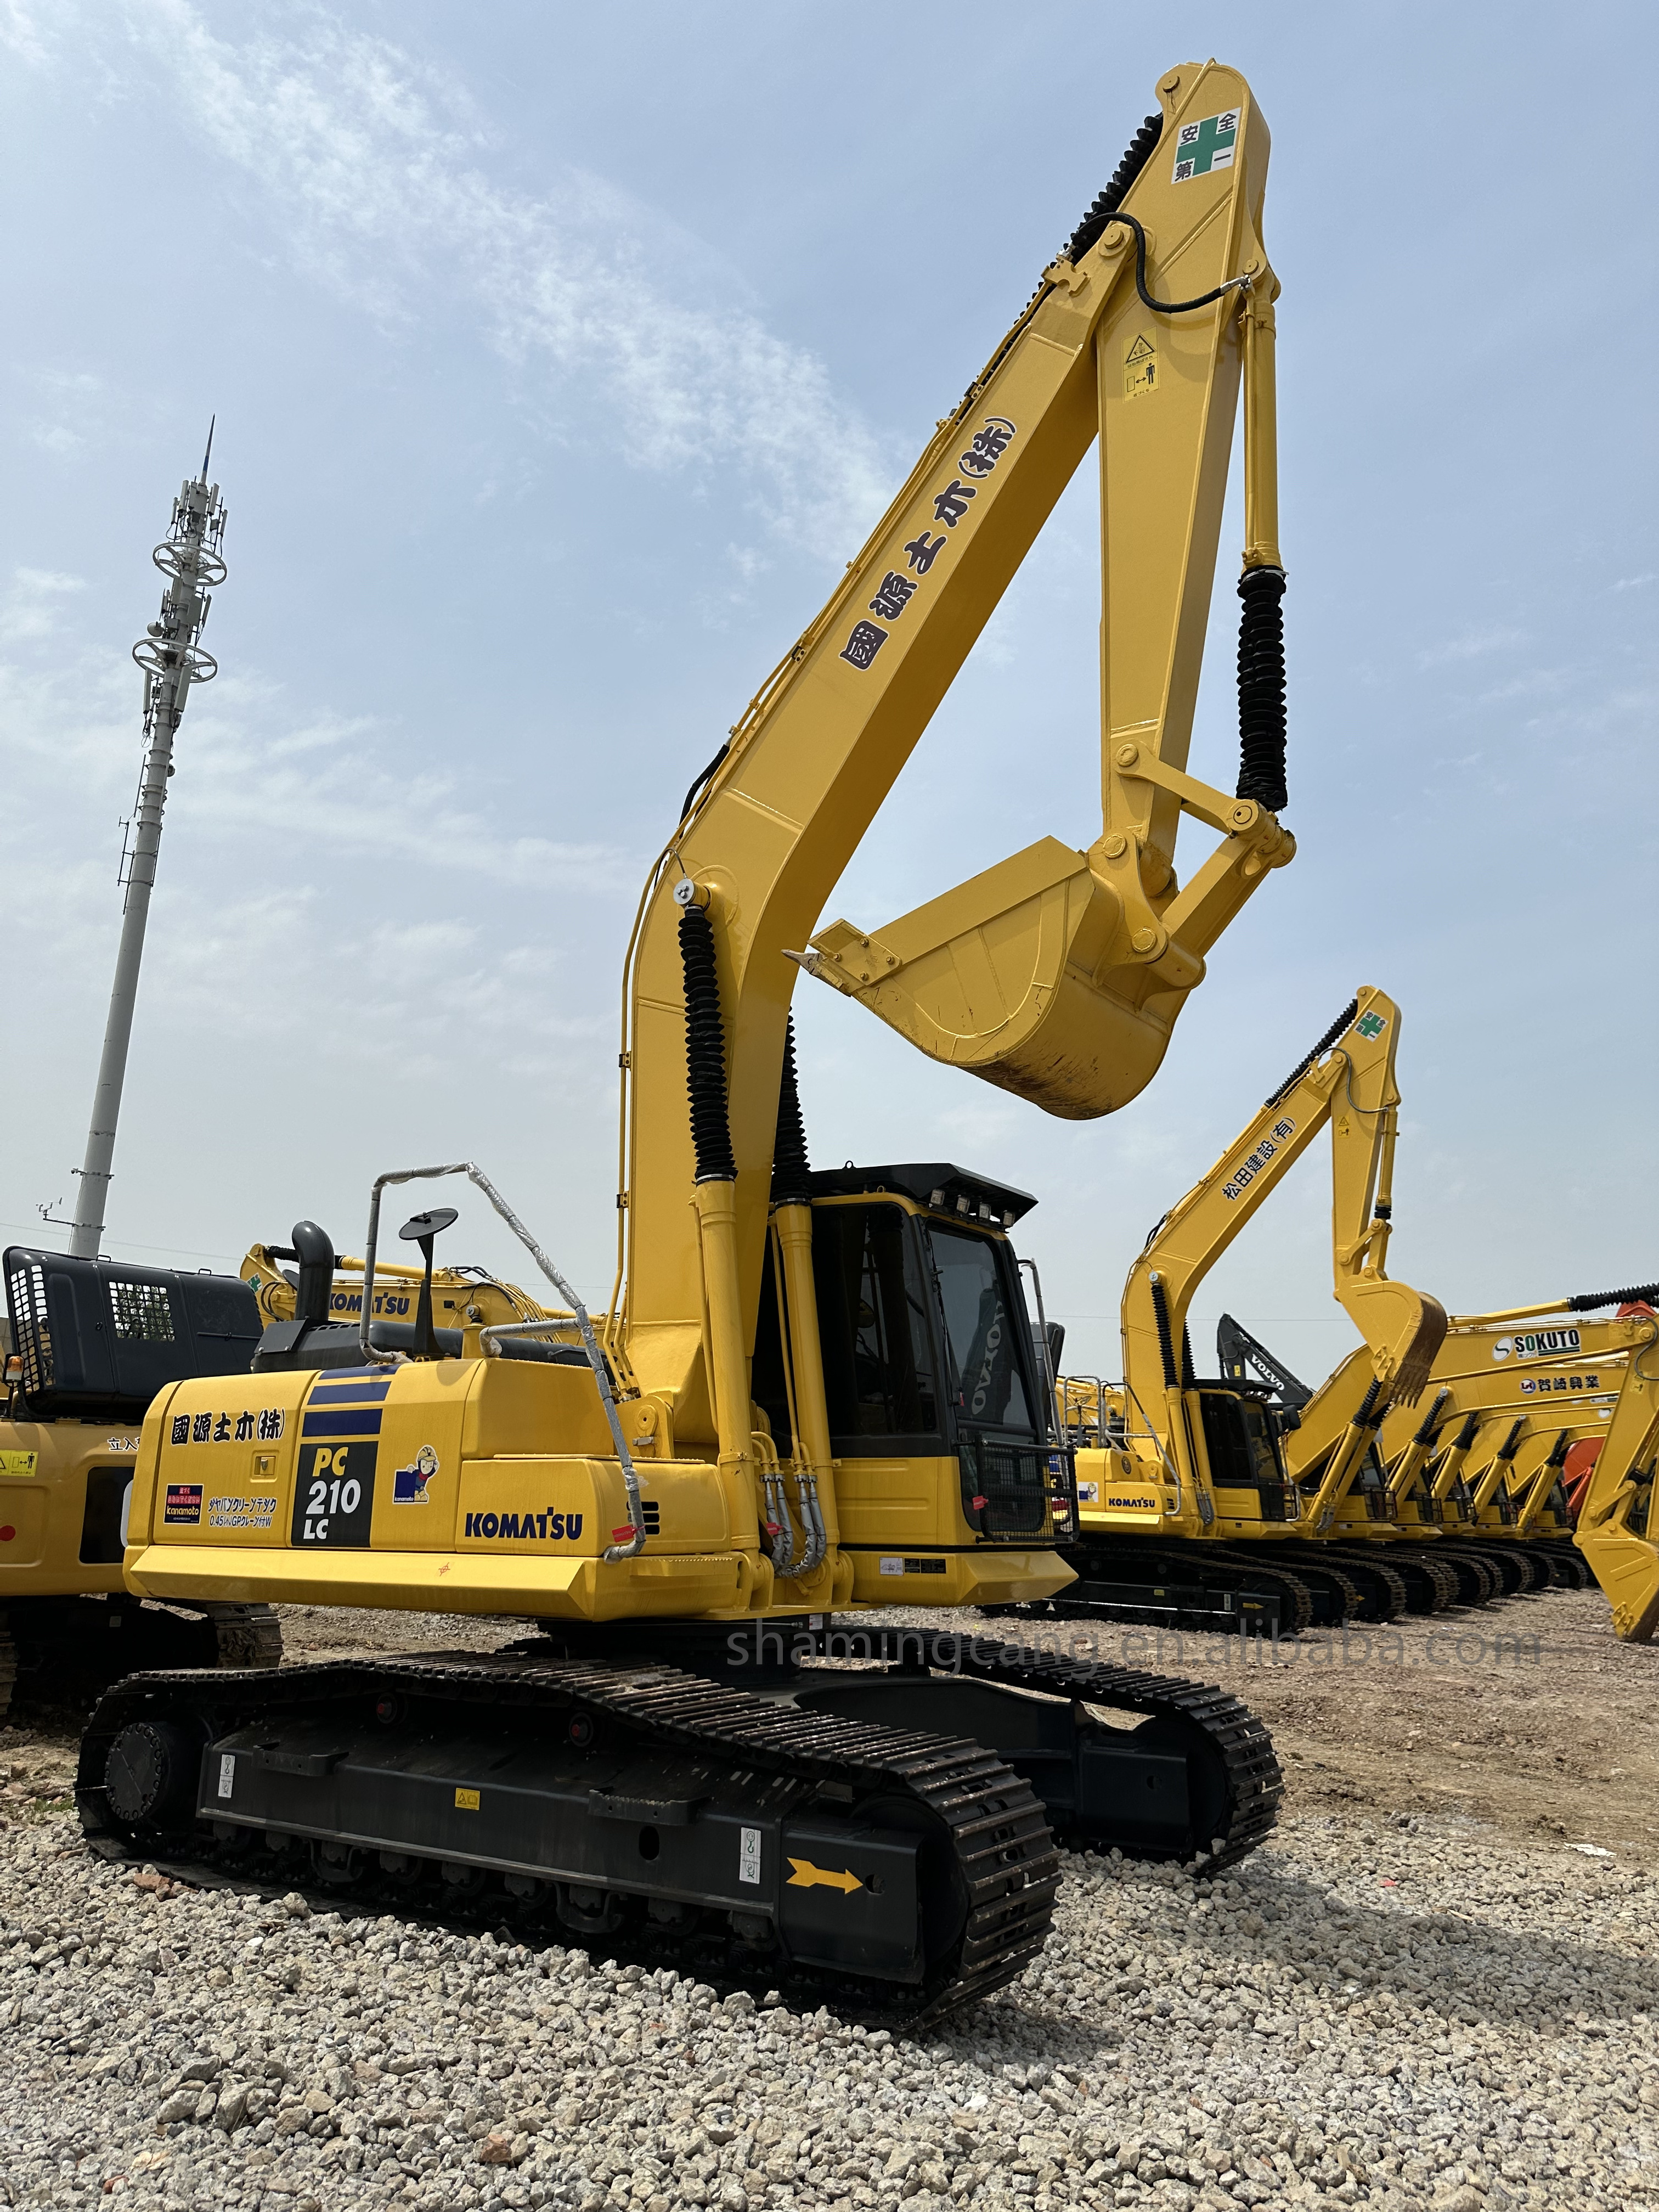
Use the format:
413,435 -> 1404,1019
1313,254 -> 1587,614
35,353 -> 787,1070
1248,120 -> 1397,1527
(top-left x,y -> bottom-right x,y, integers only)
393,1444 -> 440,1505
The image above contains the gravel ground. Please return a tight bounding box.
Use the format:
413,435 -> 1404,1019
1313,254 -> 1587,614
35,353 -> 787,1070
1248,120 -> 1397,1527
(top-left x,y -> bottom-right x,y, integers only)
2,1590 -> 1656,2211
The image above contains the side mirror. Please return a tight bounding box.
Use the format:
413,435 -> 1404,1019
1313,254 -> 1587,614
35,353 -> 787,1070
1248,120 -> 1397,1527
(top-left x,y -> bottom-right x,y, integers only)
399,1206 -> 459,1360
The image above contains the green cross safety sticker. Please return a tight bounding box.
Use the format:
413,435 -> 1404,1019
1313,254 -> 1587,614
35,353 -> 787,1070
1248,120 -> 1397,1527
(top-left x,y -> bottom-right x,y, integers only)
1355,1012 -> 1388,1040
1172,110 -> 1239,183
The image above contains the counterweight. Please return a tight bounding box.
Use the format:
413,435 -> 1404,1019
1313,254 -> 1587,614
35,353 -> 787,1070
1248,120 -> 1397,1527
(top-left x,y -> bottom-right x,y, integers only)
68,438 -> 228,1259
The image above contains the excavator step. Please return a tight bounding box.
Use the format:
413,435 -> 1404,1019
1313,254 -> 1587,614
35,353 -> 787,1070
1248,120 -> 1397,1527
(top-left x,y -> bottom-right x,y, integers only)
74,1630 -> 1280,2027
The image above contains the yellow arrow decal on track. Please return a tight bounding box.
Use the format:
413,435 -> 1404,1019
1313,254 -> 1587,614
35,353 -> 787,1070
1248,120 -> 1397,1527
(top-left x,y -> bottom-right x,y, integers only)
786,1858 -> 862,1895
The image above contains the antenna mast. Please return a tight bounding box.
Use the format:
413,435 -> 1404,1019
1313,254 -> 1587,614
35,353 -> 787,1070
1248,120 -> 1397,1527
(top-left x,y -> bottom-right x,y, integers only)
67,432 -> 228,1259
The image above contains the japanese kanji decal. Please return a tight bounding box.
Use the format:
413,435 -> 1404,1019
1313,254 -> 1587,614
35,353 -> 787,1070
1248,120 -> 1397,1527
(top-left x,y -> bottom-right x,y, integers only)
1172,110 -> 1238,183
839,620 -> 889,672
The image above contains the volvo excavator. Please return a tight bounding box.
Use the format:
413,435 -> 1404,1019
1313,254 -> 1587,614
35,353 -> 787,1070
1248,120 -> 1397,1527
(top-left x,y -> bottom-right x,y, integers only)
76,63 -> 1295,2027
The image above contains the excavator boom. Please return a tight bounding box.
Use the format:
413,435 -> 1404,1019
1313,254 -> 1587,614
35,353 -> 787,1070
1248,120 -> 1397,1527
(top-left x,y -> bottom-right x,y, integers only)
623,60 -> 1293,1432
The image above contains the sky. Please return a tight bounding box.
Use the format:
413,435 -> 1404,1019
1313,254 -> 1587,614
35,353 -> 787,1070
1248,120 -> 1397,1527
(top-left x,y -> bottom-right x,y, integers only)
2,0 -> 1655,1390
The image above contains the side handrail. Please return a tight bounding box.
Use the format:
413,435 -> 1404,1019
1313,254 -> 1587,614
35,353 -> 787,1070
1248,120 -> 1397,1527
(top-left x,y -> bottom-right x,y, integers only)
358,1161 -> 645,1563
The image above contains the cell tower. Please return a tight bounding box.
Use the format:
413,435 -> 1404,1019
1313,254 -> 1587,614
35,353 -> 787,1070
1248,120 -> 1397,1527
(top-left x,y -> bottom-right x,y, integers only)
67,432 -> 229,1259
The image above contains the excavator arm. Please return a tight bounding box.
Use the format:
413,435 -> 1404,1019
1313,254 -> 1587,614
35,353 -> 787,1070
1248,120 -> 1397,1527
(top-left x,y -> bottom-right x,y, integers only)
619,61 -> 1290,1453
798,70 -> 1290,1117
1575,1308 -> 1659,1639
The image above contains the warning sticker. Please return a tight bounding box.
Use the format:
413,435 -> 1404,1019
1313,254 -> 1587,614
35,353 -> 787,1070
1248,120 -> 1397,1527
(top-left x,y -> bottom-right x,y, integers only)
1124,333 -> 1156,401
1172,110 -> 1239,183
1355,1010 -> 1389,1040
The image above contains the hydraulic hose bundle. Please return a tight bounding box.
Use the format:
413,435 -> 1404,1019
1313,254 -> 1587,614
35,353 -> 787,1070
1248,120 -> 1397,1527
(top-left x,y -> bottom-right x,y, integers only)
679,902 -> 736,1184
1235,566 -> 1288,813
679,900 -> 822,1577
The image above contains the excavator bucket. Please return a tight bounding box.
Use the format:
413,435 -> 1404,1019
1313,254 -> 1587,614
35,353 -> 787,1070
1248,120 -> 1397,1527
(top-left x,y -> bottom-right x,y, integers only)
800,840 -> 1178,1119
1335,1279 -> 1448,1410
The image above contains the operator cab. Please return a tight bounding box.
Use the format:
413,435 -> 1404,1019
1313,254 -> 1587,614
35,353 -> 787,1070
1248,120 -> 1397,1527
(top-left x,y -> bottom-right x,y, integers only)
752,1161 -> 1074,1544
1194,1380 -> 1296,1521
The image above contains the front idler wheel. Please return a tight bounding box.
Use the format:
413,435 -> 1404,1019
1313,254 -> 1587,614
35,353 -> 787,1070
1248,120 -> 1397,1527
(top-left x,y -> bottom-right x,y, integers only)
103,1719 -> 204,1840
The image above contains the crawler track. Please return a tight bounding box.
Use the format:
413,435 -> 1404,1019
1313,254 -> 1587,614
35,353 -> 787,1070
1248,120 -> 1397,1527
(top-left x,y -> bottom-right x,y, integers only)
76,1648 -> 1060,2031
74,1630 -> 1280,2026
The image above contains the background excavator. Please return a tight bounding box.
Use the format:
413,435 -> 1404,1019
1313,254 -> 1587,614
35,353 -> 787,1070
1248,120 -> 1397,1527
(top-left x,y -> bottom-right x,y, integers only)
0,1251 -> 283,1718
1033,988 -> 1451,1635
78,62 -> 1294,2028
1228,1289 -> 1658,1629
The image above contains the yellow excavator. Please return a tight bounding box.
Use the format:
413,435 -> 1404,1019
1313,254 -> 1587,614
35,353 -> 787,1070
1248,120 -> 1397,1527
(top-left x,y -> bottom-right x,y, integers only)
0,1252 -> 283,1718
1569,1300 -> 1659,1639
1247,1290 -> 1657,1626
241,1229 -> 555,1347
79,62 -> 1294,2026
1037,988 -> 1451,1634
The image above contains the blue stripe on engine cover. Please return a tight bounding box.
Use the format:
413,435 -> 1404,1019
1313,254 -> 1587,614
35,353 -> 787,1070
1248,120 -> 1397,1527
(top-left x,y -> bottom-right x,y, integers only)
301,1409 -> 385,1438
309,1380 -> 392,1404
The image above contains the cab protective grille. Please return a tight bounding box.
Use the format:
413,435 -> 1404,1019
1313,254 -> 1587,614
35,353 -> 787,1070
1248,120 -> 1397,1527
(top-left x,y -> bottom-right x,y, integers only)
958,1438 -> 1077,1546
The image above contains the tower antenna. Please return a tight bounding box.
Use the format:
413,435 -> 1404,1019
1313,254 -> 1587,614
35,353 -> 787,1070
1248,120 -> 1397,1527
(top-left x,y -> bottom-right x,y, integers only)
67,440 -> 229,1259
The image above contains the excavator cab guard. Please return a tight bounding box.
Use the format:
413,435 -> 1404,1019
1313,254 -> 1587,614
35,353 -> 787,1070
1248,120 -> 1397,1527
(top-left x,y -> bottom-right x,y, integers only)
4,1246 -> 259,1421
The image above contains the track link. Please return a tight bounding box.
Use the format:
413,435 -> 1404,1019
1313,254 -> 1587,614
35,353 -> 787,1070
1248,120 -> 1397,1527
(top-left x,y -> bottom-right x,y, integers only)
76,1648 -> 1060,2031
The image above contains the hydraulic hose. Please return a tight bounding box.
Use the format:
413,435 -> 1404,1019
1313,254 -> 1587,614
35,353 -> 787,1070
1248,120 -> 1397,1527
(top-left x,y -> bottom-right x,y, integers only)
679,904 -> 737,1183
678,896 -> 764,1569
767,1012 -> 827,1576
1063,112 -> 1164,263
1264,997 -> 1359,1110
1235,566 -> 1288,812
1149,1271 -> 1180,1392
1567,1282 -> 1659,1313
769,1016 -> 813,1208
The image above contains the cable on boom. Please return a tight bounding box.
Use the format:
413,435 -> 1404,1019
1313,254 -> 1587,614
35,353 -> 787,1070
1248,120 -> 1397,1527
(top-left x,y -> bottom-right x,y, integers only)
1063,112 -> 1164,263
679,905 -> 736,1183
679,741 -> 730,824
1263,997 -> 1359,1110
1092,209 -> 1250,319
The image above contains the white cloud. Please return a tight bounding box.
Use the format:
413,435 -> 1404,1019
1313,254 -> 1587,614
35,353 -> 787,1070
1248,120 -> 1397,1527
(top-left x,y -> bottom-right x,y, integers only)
71,0 -> 896,555
0,566 -> 88,644
1613,573 -> 1656,592
1416,623 -> 1526,668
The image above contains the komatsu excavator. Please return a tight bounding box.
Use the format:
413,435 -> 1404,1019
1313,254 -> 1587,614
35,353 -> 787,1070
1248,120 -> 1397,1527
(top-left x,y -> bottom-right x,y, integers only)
78,63 -> 1293,2025
1031,989 -> 1449,1635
